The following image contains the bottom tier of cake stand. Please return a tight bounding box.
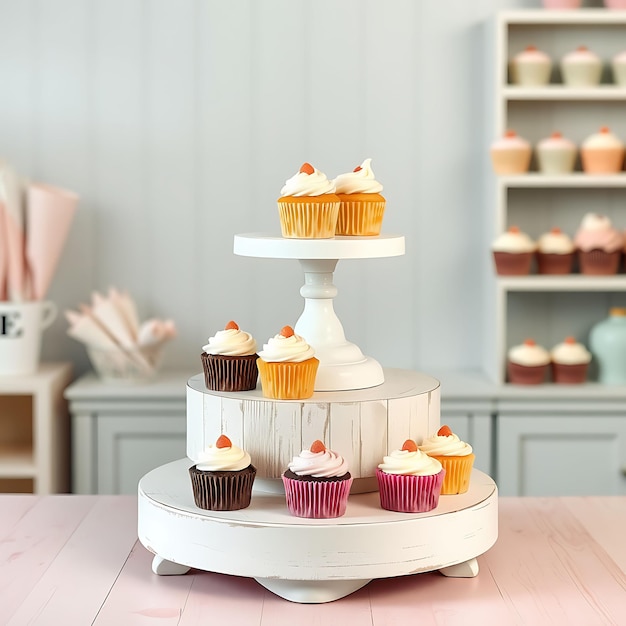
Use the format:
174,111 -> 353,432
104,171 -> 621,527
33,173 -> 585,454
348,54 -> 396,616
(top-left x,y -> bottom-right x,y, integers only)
137,459 -> 498,603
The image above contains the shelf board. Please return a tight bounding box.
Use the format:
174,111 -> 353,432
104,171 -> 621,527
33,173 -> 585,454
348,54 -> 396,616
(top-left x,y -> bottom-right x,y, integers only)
502,85 -> 626,101
497,275 -> 626,292
0,444 -> 35,477
500,9 -> 626,26
497,173 -> 626,188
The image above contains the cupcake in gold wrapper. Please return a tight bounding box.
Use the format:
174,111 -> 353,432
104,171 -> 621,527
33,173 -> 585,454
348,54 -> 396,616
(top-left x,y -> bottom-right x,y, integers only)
257,325 -> 319,399
278,163 -> 339,239
419,425 -> 475,495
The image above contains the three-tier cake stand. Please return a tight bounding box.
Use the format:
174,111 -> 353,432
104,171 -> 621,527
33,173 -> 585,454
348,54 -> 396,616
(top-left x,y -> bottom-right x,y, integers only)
137,234 -> 498,604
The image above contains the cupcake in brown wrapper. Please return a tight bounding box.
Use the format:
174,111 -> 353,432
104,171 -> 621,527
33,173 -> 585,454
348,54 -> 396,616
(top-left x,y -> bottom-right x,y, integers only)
574,213 -> 623,275
492,226 -> 536,276
537,252 -> 574,275
507,339 -> 550,384
550,337 -> 591,384
577,249 -> 621,275
507,361 -> 548,384
189,465 -> 256,511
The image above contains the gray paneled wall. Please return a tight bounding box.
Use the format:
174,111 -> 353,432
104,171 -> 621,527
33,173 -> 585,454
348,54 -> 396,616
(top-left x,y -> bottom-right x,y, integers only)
0,0 -> 540,377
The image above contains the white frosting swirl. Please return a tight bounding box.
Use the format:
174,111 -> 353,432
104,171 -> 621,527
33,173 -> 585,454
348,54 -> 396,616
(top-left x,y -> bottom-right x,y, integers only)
280,164 -> 336,197
332,158 -> 384,194
195,442 -> 252,472
378,448 -> 442,476
257,331 -> 315,363
550,339 -> 592,365
491,131 -> 531,151
419,433 -> 473,457
492,228 -> 536,253
583,128 -> 624,150
562,46 -> 601,66
203,327 -> 257,356
288,447 -> 349,478
508,341 -> 550,367
537,229 -> 574,254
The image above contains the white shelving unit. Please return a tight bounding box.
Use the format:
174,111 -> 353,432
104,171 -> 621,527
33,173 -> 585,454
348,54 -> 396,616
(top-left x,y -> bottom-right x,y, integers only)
487,10 -> 626,384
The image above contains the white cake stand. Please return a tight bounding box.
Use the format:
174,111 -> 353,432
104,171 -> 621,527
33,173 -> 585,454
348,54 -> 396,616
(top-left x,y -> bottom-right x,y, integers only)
233,233 -> 405,391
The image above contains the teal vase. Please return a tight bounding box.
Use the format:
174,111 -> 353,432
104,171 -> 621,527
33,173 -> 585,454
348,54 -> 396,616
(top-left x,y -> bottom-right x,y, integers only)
589,308 -> 626,385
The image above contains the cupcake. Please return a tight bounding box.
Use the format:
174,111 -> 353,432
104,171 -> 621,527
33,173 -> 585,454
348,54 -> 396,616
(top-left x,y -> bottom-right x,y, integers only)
189,435 -> 256,511
419,425 -> 475,495
490,130 -> 532,175
536,227 -> 575,274
257,325 -> 319,399
612,50 -> 626,86
492,226 -> 536,275
507,339 -> 550,384
376,439 -> 445,513
580,127 -> 625,174
542,0 -> 581,7
201,321 -> 259,391
574,213 -> 623,275
332,158 -> 385,236
536,132 -> 577,175
510,46 -> 552,86
282,440 -> 352,519
277,163 -> 340,239
560,46 -> 602,87
550,337 -> 591,384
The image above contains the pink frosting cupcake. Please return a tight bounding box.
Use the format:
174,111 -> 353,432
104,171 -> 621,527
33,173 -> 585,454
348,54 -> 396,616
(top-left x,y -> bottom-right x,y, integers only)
282,440 -> 352,519
574,213 -> 623,275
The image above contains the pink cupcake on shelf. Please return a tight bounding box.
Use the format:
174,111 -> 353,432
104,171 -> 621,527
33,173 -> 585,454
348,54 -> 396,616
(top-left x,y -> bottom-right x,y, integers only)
536,132 -> 577,175
492,226 -> 536,275
282,440 -> 352,519
536,227 -> 575,275
550,337 -> 591,384
580,127 -> 625,174
507,339 -> 550,385
510,46 -> 552,86
376,439 -> 445,513
490,130 -> 532,175
574,213 -> 623,275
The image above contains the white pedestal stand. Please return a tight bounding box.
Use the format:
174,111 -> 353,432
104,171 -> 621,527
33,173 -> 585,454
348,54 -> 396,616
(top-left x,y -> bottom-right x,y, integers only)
233,234 -> 405,391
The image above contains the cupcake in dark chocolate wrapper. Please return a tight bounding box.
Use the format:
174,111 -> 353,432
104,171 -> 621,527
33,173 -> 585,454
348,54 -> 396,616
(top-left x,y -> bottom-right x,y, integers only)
550,337 -> 591,384
507,339 -> 550,385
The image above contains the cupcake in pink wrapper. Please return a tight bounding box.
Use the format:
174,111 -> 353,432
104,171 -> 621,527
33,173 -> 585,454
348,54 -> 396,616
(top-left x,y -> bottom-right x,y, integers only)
536,227 -> 575,275
492,226 -> 536,275
550,336 -> 591,384
574,213 -> 623,275
282,440 -> 352,519
580,127 -> 625,174
507,339 -> 550,384
490,130 -> 532,175
376,439 -> 445,513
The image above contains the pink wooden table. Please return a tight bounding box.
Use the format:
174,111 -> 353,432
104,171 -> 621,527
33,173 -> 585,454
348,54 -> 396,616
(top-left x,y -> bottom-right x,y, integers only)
1,495 -> 625,625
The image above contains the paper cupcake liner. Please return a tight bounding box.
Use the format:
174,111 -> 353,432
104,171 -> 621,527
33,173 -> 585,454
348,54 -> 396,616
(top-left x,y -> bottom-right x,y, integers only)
335,198 -> 385,236
577,249 -> 621,276
256,357 -> 319,399
201,353 -> 259,391
580,147 -> 625,174
277,199 -> 340,239
552,362 -> 588,384
490,149 -> 531,175
493,251 -> 534,276
507,361 -> 548,385
189,465 -> 256,511
376,468 -> 445,513
537,252 -> 574,275
282,474 -> 353,518
430,454 -> 475,495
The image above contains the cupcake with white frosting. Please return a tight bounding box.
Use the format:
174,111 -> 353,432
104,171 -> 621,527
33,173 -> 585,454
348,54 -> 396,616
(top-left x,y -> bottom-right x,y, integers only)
510,46 -> 552,86
492,226 -> 536,275
490,130 -> 532,175
580,127 -> 625,174
574,213 -> 623,275
536,132 -> 577,175
282,440 -> 352,518
536,227 -> 575,275
507,339 -> 550,384
376,439 -> 445,513
550,337 -> 591,384
560,46 -> 602,87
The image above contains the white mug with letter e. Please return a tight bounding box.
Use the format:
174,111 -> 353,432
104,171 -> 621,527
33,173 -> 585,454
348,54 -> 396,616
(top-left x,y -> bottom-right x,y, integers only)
0,301 -> 57,375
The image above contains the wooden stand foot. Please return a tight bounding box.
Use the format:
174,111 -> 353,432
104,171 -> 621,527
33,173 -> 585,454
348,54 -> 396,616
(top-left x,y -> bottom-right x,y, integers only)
439,557 -> 479,578
152,555 -> 191,576
255,577 -> 372,603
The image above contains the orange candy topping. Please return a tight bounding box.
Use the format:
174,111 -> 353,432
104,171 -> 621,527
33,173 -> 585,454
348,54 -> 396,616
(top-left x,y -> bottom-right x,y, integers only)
225,320 -> 239,330
353,165 -> 362,172
280,325 -> 294,338
508,225 -> 520,233
437,425 -> 453,437
299,162 -> 314,175
310,440 -> 326,453
524,338 -> 536,347
565,336 -> 576,344
505,129 -> 517,138
216,434 -> 232,448
401,439 -> 417,452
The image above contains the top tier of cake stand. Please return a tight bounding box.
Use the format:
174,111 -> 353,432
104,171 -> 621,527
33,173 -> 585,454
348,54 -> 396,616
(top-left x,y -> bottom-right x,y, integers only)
233,233 -> 405,391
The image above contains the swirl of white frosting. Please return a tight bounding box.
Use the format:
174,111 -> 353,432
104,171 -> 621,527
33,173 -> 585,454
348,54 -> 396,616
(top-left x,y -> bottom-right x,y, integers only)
280,164 -> 336,197
419,433 -> 473,457
195,442 -> 252,472
550,338 -> 592,365
202,327 -> 257,356
508,341 -> 550,367
583,128 -> 624,150
537,229 -> 574,254
257,331 -> 315,363
288,447 -> 349,478
378,448 -> 442,476
332,158 -> 384,194
492,228 -> 536,253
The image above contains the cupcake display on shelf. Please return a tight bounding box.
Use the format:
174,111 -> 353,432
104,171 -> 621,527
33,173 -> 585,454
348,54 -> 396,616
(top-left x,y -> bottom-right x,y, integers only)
574,213 -> 623,275
536,132 -> 577,175
201,321 -> 259,392
376,439 -> 445,513
560,46 -> 602,87
510,46 -> 552,86
580,127 -> 625,174
256,325 -> 319,399
189,435 -> 257,511
507,339 -> 550,385
419,425 -> 475,495
550,337 -> 591,384
492,226 -> 536,275
332,158 -> 386,236
277,162 -> 340,239
282,440 -> 353,519
490,130 -> 532,175
536,227 -> 575,274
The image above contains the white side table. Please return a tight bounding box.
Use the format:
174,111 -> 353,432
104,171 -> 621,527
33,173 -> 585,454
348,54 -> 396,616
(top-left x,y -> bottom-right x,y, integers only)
0,362 -> 73,493
65,370 -> 192,494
